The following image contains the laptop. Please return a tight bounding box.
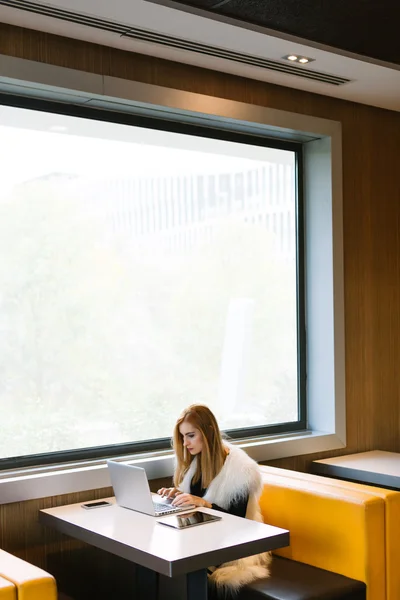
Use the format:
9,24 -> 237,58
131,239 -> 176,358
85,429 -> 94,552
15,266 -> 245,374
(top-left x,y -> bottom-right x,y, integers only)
106,460 -> 195,517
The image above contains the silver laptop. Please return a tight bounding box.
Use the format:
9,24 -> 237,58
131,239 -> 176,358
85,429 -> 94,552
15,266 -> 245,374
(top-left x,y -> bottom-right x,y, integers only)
107,460 -> 194,517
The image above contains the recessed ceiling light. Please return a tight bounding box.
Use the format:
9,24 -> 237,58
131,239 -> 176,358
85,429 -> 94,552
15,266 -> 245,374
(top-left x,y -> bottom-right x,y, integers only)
282,54 -> 315,65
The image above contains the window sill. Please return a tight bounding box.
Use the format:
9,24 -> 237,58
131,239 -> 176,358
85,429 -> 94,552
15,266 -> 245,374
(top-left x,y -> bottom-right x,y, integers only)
0,430 -> 345,505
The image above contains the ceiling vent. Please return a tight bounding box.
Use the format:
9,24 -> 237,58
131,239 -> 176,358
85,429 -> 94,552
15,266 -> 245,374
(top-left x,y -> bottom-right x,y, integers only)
0,0 -> 352,86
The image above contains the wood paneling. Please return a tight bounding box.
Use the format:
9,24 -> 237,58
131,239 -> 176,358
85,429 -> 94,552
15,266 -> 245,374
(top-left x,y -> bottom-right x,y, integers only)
0,22 -> 399,565
0,479 -> 170,569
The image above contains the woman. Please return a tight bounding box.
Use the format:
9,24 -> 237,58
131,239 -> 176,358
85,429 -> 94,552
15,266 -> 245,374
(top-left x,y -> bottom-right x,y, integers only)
157,404 -> 271,594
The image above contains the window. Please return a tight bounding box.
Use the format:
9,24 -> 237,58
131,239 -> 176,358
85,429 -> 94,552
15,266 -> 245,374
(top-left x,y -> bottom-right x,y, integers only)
0,97 -> 305,469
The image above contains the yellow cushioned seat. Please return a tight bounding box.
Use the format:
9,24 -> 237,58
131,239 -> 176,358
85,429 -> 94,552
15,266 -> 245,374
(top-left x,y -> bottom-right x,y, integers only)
260,472 -> 385,600
0,576 -> 16,600
0,550 -> 57,600
260,465 -> 400,600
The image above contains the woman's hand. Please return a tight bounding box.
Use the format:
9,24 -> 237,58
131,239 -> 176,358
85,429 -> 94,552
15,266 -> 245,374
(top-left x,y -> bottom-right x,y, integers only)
157,487 -> 180,499
172,492 -> 211,508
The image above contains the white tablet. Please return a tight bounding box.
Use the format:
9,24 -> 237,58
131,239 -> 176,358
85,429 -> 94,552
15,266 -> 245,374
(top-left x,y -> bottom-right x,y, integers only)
157,510 -> 222,529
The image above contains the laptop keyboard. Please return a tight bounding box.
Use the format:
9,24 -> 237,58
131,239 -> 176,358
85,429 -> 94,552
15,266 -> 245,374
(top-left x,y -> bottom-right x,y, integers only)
152,501 -> 181,515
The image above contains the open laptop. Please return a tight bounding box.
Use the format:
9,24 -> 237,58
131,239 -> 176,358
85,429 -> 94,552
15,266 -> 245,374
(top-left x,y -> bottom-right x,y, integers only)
107,460 -> 195,517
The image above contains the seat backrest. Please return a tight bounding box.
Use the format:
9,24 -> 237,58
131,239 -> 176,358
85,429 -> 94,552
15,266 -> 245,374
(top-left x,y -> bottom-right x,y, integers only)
260,465 -> 400,600
259,471 -> 385,600
0,550 -> 57,600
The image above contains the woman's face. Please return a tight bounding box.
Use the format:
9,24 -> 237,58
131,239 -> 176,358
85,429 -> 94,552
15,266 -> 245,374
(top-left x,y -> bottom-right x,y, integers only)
179,420 -> 204,456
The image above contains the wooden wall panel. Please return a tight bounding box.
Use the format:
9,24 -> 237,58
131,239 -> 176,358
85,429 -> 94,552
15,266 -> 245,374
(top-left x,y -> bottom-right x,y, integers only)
0,479 -> 170,569
0,22 -> 399,565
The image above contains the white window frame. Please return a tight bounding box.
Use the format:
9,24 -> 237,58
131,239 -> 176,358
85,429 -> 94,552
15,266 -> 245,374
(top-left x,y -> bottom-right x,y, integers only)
0,54 -> 345,504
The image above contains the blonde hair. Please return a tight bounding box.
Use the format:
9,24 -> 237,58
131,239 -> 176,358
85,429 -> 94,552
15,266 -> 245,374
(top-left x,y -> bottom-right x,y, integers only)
173,404 -> 226,489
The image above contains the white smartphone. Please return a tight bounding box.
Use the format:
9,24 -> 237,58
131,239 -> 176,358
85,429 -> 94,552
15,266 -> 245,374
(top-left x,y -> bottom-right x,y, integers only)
81,500 -> 113,510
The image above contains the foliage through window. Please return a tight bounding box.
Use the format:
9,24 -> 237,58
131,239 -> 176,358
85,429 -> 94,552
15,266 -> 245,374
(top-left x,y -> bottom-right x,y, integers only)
0,98 -> 305,467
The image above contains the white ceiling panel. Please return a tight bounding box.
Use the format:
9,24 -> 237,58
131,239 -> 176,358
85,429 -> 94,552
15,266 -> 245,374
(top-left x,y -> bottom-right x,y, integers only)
0,0 -> 399,111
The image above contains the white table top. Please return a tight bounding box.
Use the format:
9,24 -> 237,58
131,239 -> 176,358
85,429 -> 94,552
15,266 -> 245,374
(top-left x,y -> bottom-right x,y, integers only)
39,496 -> 289,577
313,450 -> 400,488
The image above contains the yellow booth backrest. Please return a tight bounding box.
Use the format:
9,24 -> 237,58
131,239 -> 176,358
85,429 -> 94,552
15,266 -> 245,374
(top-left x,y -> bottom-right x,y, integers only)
259,472 -> 385,600
260,465 -> 400,600
0,550 -> 57,600
0,576 -> 15,600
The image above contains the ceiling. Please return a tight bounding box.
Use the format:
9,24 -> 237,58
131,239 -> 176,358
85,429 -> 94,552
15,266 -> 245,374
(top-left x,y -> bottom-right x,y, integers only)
155,0 -> 400,66
0,0 -> 399,112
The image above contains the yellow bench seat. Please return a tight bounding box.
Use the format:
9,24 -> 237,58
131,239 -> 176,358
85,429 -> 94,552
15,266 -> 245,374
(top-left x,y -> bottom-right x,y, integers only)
260,465 -> 400,600
0,576 -> 16,600
259,471 -> 385,600
0,550 -> 57,600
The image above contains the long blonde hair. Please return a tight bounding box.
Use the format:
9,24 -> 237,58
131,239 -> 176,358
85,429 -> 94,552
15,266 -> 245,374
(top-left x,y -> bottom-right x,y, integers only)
173,404 -> 226,489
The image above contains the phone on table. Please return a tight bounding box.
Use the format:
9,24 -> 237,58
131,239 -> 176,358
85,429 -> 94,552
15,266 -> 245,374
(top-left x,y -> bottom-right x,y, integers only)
157,510 -> 222,529
81,500 -> 113,510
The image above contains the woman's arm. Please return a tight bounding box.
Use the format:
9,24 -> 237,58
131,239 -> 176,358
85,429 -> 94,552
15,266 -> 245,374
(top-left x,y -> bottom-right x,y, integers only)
172,493 -> 248,517
209,496 -> 248,518
188,478 -> 249,517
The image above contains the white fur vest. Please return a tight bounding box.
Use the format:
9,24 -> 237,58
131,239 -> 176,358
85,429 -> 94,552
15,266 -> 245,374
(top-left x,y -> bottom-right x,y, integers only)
179,443 -> 271,591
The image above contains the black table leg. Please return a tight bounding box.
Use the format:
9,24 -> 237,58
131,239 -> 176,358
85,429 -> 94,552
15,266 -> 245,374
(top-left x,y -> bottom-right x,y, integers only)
158,573 -> 186,600
187,569 -> 208,600
158,568 -> 208,600
137,566 -> 208,600
136,565 -> 159,600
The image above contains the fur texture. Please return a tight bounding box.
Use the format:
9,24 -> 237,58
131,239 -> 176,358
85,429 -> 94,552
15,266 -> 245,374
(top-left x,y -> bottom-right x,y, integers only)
180,443 -> 271,592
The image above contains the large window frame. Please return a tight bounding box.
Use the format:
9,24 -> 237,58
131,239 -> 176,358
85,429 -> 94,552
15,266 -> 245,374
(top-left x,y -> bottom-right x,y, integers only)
0,56 -> 346,507
0,92 -> 306,471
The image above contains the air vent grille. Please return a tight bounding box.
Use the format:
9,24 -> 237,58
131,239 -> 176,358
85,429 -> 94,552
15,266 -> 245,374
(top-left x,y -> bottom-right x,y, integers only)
0,0 -> 352,86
